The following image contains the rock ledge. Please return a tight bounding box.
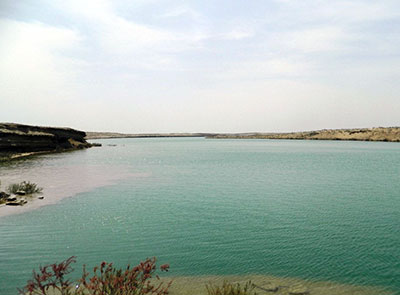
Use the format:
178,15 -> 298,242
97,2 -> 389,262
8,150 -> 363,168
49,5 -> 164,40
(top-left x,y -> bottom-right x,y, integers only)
0,123 -> 95,161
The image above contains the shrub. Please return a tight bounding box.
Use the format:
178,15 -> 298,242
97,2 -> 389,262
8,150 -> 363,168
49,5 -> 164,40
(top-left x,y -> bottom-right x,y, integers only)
18,256 -> 76,295
7,181 -> 43,194
206,281 -> 257,295
18,256 -> 172,295
78,257 -> 171,295
7,183 -> 21,194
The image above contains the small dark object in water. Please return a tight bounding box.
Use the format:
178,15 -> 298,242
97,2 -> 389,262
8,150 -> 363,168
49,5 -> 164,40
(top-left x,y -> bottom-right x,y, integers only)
16,190 -> 26,195
7,196 -> 17,202
38,196 -> 44,200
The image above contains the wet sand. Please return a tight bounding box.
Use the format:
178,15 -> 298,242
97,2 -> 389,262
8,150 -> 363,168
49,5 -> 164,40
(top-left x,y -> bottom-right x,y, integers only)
32,274 -> 394,295
162,274 -> 392,295
0,164 -> 144,218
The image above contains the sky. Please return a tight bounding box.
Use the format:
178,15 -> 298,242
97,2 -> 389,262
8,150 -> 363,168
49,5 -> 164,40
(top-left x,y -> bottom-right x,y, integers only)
0,0 -> 399,133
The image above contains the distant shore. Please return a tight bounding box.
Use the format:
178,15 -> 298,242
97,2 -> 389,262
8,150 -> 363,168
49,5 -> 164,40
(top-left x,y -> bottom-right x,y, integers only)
85,131 -> 213,139
86,127 -> 400,142
2,125 -> 399,162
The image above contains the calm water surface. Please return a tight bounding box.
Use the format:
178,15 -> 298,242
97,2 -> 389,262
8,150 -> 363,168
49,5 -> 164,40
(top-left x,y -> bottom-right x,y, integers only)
0,138 -> 399,294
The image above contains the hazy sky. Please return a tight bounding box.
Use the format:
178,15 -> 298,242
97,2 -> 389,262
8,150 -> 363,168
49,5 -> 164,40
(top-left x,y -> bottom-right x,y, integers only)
1,0 -> 399,133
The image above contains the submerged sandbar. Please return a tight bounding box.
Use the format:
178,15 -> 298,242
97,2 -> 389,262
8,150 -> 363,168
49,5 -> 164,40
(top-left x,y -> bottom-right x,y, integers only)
0,164 -> 140,218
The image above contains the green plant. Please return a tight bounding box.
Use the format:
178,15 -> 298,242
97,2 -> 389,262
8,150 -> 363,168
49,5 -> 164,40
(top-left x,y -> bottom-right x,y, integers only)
206,281 -> 257,295
7,181 -> 43,194
7,183 -> 21,194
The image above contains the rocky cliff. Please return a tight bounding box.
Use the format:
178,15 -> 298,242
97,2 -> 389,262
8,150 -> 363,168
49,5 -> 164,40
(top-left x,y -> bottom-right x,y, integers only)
0,123 -> 94,160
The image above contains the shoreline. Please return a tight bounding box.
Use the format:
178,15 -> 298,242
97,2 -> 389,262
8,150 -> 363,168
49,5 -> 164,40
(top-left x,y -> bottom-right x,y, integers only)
0,164 -> 141,218
17,273 -> 394,295
0,147 -> 97,162
85,127 -> 400,142
162,274 -> 393,295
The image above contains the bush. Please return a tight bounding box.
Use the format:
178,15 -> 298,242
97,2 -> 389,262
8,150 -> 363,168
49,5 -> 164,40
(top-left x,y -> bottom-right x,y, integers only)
7,181 -> 43,194
7,183 -> 21,194
79,257 -> 171,295
18,256 -> 76,295
206,281 -> 257,295
18,256 -> 172,295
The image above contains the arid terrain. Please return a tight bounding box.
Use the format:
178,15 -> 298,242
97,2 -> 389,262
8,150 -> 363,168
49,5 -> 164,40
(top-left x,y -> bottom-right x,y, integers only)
86,127 -> 400,142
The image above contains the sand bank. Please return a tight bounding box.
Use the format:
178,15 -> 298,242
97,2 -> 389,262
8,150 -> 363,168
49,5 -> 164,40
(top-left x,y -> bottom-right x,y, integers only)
0,164 -> 144,218
27,274 -> 393,295
162,274 -> 392,295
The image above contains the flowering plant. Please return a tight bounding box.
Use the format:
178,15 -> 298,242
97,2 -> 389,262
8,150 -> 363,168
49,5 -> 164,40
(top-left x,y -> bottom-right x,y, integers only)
19,256 -> 172,295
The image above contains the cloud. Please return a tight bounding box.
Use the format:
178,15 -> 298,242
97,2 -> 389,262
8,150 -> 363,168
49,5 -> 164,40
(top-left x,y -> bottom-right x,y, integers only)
265,0 -> 400,56
209,58 -> 311,82
160,6 -> 203,21
283,26 -> 349,53
273,0 -> 399,23
223,29 -> 254,40
54,0 -> 113,22
52,0 -> 210,72
60,0 -> 178,46
0,18 -> 88,127
0,18 -> 82,98
1,0 -> 400,131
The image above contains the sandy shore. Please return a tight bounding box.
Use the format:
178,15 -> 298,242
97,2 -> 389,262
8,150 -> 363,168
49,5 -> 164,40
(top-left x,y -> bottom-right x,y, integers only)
0,164 -> 143,218
162,274 -> 392,295
28,274 -> 393,295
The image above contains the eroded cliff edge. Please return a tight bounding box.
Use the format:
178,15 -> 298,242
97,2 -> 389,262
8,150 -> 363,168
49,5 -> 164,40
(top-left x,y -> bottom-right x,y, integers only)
0,123 -> 94,161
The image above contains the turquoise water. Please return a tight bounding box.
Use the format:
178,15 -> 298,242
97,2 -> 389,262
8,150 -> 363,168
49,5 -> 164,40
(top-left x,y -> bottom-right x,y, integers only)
0,138 -> 399,294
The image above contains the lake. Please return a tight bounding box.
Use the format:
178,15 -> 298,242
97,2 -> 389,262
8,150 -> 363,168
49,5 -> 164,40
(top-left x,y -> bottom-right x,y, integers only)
0,138 -> 399,294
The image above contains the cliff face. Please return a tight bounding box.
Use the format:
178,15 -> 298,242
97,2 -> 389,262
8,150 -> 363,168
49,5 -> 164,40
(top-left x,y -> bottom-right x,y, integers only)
0,123 -> 93,160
